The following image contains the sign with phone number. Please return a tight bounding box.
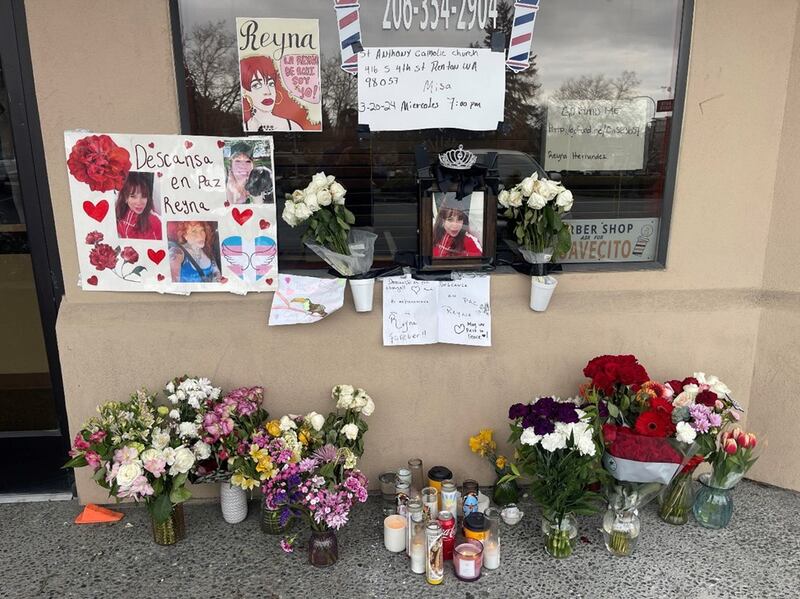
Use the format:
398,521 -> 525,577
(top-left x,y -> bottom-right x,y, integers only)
382,0 -> 498,31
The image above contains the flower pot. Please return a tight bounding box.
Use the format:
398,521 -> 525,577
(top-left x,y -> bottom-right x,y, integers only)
693,473 -> 736,529
309,529 -> 339,567
220,482 -> 248,524
658,470 -> 695,525
151,503 -> 186,546
541,512 -> 577,558
349,278 -> 375,312
261,503 -> 292,535
530,276 -> 558,311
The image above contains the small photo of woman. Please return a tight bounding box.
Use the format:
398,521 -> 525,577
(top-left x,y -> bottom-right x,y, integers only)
115,171 -> 162,240
224,140 -> 275,205
167,221 -> 222,283
239,56 -> 317,132
432,192 -> 484,258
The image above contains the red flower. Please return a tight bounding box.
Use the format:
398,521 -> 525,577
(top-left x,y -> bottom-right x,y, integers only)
584,354 -> 649,394
602,423 -> 619,445
88,243 -> 118,270
649,397 -> 674,415
120,246 -> 139,264
666,380 -> 684,395
695,389 -> 717,408
67,134 -> 131,192
634,410 -> 675,438
681,455 -> 705,474
85,230 -> 104,245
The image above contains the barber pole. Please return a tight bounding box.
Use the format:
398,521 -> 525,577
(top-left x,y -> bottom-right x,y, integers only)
506,1 -> 541,73
333,0 -> 362,75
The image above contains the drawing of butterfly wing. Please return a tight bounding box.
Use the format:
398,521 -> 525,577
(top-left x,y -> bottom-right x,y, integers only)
252,236 -> 277,280
221,236 -> 251,280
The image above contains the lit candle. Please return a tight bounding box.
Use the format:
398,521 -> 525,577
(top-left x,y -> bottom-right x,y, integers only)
383,515 -> 406,553
411,541 -> 426,574
453,540 -> 483,581
483,539 -> 500,569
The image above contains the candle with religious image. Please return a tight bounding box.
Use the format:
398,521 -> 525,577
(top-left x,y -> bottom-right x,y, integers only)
422,486 -> 439,521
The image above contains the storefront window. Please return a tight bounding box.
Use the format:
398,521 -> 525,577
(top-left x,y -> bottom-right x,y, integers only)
173,0 -> 689,269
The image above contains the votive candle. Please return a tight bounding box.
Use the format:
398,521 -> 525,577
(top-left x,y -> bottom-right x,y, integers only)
384,515 -> 406,553
411,540 -> 426,574
453,539 -> 483,581
483,539 -> 500,569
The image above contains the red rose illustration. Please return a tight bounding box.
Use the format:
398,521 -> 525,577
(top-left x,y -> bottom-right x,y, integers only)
89,243 -> 118,271
85,230 -> 104,245
67,135 -> 131,192
120,246 -> 139,264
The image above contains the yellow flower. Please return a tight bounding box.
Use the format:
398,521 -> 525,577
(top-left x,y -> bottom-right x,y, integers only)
495,456 -> 507,470
266,419 -> 281,437
469,429 -> 496,456
256,458 -> 276,479
231,473 -> 259,491
298,429 -> 310,446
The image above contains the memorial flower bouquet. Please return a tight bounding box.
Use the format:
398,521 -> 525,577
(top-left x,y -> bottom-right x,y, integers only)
503,396 -> 605,558
282,172 -> 376,277
64,390 -> 196,544
468,428 -> 519,506
498,172 -> 574,269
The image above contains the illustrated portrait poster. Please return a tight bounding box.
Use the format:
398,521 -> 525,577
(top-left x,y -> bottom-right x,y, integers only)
237,17 -> 323,133
64,131 -> 279,294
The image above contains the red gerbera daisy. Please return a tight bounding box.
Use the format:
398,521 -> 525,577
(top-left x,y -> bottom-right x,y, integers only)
634,410 -> 676,438
649,397 -> 674,415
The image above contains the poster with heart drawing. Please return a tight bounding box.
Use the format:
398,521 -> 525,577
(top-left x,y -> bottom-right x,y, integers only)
64,131 -> 279,293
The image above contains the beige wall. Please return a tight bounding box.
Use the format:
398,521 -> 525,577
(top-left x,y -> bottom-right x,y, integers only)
22,0 -> 800,502
747,4 -> 800,490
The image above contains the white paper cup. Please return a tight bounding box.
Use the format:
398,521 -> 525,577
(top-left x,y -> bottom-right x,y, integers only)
383,514 -> 407,552
530,276 -> 558,312
349,278 -> 375,312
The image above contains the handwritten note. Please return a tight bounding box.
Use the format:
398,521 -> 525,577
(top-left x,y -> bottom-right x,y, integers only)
357,47 -> 505,131
382,276 -> 491,347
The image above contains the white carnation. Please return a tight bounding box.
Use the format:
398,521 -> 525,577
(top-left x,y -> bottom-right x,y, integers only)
169,409 -> 180,420
675,421 -> 697,444
540,431 -> 568,453
192,441 -> 211,461
306,412 -> 326,432
178,422 -> 199,439
165,381 -> 175,393
361,397 -> 375,417
520,427 -> 541,446
280,415 -> 297,432
341,423 -> 359,441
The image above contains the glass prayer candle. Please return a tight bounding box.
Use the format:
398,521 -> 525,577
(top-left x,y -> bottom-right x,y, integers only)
482,507 -> 501,569
453,538 -> 483,581
395,481 -> 411,517
383,515 -> 406,553
441,481 -> 459,528
410,517 -> 427,574
422,486 -> 439,521
408,458 -> 424,492
406,500 -> 423,557
379,472 -> 397,515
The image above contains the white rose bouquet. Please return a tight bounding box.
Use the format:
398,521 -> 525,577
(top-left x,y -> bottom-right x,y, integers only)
282,172 -> 377,276
65,390 -> 197,531
498,172 -> 574,266
320,384 -> 375,460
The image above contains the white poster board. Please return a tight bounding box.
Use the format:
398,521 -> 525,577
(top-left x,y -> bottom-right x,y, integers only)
382,276 -> 491,347
544,99 -> 648,171
268,275 -> 346,325
358,47 -> 506,131
65,132 -> 278,294
562,218 -> 659,263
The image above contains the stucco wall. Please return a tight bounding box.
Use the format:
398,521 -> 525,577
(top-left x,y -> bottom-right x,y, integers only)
21,0 -> 800,502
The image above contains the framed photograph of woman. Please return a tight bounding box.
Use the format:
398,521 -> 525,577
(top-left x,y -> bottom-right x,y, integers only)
420,191 -> 496,271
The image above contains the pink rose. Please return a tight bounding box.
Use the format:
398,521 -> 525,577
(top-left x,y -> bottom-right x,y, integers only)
72,433 -> 90,451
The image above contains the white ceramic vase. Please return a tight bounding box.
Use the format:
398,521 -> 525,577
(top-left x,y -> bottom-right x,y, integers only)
220,482 -> 248,524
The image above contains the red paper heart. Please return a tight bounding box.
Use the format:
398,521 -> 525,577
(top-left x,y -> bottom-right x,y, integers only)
184,140 -> 193,149
259,219 -> 270,230
82,199 -> 109,222
157,274 -> 165,281
148,142 -> 155,149
86,275 -> 98,286
266,278 -> 274,286
217,140 -> 225,148
220,276 -> 229,284
156,172 -> 163,178
232,208 -> 253,226
147,249 -> 166,264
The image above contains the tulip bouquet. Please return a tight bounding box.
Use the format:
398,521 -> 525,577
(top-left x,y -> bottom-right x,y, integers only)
504,396 -> 605,558
64,390 -> 197,542
708,427 -> 761,489
468,428 -> 519,506
497,172 -> 574,270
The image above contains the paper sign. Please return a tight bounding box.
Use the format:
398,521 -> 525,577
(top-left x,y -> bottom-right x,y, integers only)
544,99 -> 648,171
357,47 -> 506,131
64,131 -> 278,294
562,218 -> 659,263
382,276 -> 491,347
268,275 -> 346,325
237,18 -> 323,132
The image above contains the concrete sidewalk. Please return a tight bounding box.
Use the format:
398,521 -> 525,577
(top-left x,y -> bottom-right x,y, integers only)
2,480 -> 798,598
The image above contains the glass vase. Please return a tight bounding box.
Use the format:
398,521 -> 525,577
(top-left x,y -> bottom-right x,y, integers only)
658,470 -> 695,525
693,473 -> 735,529
261,502 -> 291,535
309,529 -> 338,567
151,503 -> 186,546
491,472 -> 519,507
541,512 -> 577,558
602,506 -> 640,557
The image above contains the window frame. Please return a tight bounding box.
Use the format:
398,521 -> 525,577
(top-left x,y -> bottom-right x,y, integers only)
168,0 -> 695,272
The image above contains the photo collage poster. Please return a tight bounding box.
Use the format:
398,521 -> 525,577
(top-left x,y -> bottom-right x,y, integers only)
64,131 -> 279,294
236,17 -> 323,133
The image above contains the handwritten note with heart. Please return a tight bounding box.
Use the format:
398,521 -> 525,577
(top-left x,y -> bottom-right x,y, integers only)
382,276 -> 491,347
